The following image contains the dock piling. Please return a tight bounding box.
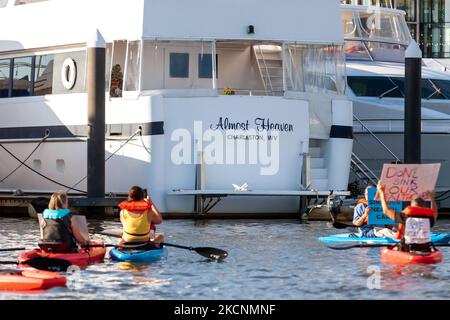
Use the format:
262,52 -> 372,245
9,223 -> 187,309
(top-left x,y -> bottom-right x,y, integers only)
404,40 -> 422,164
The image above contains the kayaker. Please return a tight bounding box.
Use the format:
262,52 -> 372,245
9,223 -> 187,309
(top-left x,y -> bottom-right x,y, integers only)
353,185 -> 396,238
38,191 -> 91,253
118,186 -> 164,245
377,181 -> 438,253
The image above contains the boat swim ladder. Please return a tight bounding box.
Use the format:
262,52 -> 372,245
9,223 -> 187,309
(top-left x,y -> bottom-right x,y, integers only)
351,114 -> 401,186
253,45 -> 284,96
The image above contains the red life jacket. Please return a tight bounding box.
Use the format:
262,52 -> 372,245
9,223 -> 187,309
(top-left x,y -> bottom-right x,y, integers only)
395,206 -> 436,240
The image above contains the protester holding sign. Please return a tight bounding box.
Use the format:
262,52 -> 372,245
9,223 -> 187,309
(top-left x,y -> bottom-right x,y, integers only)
377,181 -> 439,253
377,163 -> 440,202
353,185 -> 395,238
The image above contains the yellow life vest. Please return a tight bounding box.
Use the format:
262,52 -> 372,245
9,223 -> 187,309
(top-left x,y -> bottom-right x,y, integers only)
121,209 -> 151,242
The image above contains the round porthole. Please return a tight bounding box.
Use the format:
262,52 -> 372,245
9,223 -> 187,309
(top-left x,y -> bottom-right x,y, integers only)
61,58 -> 77,90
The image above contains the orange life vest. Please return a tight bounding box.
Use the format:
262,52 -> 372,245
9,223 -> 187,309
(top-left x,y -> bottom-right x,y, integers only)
395,206 -> 436,240
119,200 -> 153,212
119,200 -> 155,242
356,198 -> 368,206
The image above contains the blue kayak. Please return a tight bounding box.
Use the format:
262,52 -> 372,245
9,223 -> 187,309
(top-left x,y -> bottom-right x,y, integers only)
319,233 -> 450,245
109,247 -> 168,263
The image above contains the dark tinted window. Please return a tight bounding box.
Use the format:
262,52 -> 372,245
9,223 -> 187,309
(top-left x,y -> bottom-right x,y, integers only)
422,79 -> 449,100
12,56 -> 33,97
351,76 -> 450,100
34,54 -> 53,96
347,76 -> 404,97
198,54 -> 218,79
0,59 -> 10,98
433,79 -> 450,98
170,53 -> 189,78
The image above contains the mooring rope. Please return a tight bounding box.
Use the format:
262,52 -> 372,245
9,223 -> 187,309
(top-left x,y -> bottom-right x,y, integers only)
0,127 -> 149,195
0,131 -> 50,184
0,142 -> 86,193
66,128 -> 143,193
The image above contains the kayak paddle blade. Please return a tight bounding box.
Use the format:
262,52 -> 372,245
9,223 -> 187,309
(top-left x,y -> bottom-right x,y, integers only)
23,257 -> 72,272
194,247 -> 228,261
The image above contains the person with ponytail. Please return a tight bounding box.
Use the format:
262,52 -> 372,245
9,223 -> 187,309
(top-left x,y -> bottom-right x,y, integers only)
118,186 -> 164,246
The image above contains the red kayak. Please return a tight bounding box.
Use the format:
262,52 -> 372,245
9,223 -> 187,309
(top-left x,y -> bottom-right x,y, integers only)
18,241 -> 106,269
0,269 -> 66,292
381,247 -> 444,265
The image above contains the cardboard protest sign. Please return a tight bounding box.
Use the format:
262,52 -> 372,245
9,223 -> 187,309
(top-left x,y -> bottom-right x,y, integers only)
367,188 -> 400,226
376,163 -> 441,202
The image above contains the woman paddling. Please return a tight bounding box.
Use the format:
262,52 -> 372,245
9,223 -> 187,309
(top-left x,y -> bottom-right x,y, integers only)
118,186 -> 164,247
39,191 -> 91,253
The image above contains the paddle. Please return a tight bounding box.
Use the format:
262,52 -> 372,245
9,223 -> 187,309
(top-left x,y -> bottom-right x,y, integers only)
96,231 -> 228,261
328,243 -> 450,251
0,247 -> 26,252
0,257 -> 72,272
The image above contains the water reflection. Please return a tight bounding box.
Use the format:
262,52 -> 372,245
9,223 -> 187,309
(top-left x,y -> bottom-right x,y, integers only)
0,217 -> 449,299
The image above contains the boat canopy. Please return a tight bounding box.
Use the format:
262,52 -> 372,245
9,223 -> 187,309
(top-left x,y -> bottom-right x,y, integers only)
341,5 -> 411,45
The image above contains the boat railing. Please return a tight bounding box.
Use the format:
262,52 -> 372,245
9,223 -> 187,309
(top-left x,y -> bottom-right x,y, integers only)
219,88 -> 284,96
353,114 -> 401,163
353,117 -> 450,134
350,152 -> 378,186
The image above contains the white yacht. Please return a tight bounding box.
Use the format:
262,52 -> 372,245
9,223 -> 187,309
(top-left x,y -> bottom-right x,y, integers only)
341,3 -> 450,208
0,0 -> 353,215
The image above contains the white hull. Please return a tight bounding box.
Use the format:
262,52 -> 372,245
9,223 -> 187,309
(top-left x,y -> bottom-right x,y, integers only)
0,93 -> 353,213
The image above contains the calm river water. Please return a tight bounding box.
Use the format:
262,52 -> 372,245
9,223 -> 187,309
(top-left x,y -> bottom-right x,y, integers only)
0,217 -> 449,300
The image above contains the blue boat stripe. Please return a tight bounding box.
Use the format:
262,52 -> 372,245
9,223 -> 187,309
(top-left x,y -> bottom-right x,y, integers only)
0,122 -> 164,140
330,125 -> 353,140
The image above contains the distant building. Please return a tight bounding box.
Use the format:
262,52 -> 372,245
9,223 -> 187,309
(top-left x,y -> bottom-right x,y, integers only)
341,0 -> 450,58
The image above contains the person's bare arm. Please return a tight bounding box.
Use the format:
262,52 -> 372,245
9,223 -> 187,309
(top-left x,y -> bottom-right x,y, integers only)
377,180 -> 396,221
71,218 -> 90,246
353,207 -> 370,227
148,204 -> 163,225
120,210 -> 124,224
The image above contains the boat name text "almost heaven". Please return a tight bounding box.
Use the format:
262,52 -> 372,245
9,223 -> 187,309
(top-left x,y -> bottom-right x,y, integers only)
210,117 -> 294,132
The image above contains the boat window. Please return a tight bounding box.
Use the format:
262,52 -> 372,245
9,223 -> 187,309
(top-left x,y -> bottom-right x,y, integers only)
285,44 -> 346,95
357,10 -> 410,44
342,9 -> 358,38
12,56 -> 33,97
105,43 -> 112,94
0,58 -> 10,98
432,79 -> 450,99
109,40 -> 126,97
124,41 -> 141,91
344,41 -> 372,60
170,53 -> 189,78
347,76 -> 404,97
34,54 -> 53,96
421,79 -> 449,100
366,42 -> 406,63
198,54 -> 218,79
